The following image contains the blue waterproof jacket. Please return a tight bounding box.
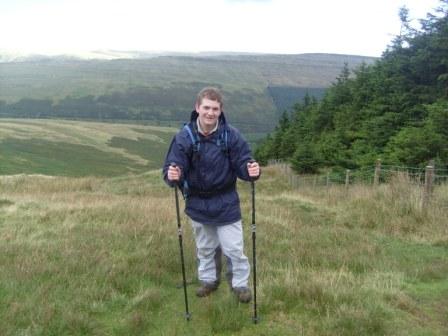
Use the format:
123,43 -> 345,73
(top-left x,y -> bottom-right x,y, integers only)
163,110 -> 255,226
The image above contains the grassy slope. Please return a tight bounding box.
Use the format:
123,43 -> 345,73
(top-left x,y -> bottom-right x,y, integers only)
0,167 -> 446,335
0,119 -> 175,176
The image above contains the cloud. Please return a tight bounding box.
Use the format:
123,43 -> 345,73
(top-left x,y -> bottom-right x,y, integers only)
226,0 -> 271,3
0,0 -> 441,56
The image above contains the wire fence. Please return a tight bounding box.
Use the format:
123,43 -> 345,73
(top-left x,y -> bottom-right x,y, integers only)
268,159 -> 448,210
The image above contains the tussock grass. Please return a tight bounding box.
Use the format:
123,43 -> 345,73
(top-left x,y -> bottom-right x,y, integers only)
0,167 -> 447,335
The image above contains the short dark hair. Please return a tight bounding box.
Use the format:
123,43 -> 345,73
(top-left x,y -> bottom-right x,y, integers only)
196,87 -> 223,108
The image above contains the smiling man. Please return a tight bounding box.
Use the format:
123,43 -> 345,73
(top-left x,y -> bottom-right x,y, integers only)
163,87 -> 260,303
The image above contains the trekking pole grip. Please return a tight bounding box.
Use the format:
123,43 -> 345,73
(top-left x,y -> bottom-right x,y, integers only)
169,162 -> 180,186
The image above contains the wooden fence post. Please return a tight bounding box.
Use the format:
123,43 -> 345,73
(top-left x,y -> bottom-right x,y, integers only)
422,164 -> 434,209
326,173 -> 330,188
374,159 -> 381,186
345,169 -> 351,189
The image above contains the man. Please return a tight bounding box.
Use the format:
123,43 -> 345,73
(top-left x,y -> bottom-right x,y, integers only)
163,87 -> 260,303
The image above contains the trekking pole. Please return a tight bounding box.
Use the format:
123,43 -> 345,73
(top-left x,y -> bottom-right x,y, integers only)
171,164 -> 191,321
251,179 -> 259,324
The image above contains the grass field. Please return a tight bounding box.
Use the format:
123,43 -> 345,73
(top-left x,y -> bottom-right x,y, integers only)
0,119 -> 176,176
0,166 -> 447,335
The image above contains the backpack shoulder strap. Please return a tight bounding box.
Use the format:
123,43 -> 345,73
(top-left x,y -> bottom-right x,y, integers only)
183,123 -> 200,152
218,126 -> 230,156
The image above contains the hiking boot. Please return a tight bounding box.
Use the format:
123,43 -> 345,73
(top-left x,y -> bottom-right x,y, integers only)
232,287 -> 252,303
196,282 -> 219,297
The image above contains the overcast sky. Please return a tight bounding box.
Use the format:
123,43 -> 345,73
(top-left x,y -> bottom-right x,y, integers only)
0,0 -> 442,57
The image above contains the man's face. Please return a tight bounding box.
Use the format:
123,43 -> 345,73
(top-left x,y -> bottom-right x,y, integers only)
196,98 -> 222,130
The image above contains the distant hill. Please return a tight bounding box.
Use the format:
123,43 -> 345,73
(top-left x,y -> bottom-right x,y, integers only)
0,53 -> 376,132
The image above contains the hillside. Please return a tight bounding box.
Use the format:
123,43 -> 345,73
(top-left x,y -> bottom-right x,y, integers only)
0,119 -> 176,176
0,53 -> 376,132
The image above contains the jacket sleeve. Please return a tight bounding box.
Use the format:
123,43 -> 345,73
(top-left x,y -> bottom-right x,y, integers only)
162,132 -> 190,187
228,127 -> 258,182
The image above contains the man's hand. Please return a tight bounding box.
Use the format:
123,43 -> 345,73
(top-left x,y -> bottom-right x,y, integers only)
168,164 -> 182,182
247,161 -> 260,178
